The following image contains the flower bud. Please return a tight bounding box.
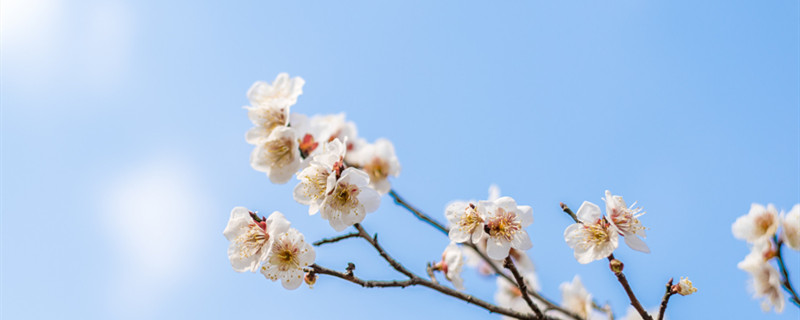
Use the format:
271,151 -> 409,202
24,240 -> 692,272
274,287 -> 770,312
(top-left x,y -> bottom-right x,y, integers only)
609,259 -> 624,274
672,277 -> 697,296
304,272 -> 317,288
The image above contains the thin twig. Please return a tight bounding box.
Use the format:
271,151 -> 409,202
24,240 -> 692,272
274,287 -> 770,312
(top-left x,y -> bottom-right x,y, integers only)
774,236 -> 800,308
388,189 -> 448,234
311,264 -> 419,288
313,232 -> 360,246
388,189 -> 583,320
657,278 -> 674,320
505,256 -> 545,318
559,202 -> 580,223
353,223 -> 416,279
426,262 -> 439,284
607,254 -> 652,320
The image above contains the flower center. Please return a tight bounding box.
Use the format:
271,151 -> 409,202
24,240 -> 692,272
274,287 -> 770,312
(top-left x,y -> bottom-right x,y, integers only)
486,208 -> 521,242
236,224 -> 269,258
582,219 -> 611,244
270,240 -> 301,272
265,137 -> 294,168
328,182 -> 361,212
363,157 -> 390,182
458,203 -> 484,234
754,213 -> 774,236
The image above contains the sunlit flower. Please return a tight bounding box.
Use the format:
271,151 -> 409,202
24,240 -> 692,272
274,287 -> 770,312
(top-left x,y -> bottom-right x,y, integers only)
732,203 -> 781,243
495,273 -> 542,320
319,168 -> 380,231
436,242 -> 465,290
603,190 -> 649,253
564,201 -> 619,264
223,207 -> 290,272
261,228 -> 316,290
738,242 -> 785,313
293,139 -> 346,214
780,204 -> 800,250
445,201 -> 485,244
351,138 -> 400,194
247,73 -> 305,107
675,277 -> 697,296
250,126 -> 301,184
559,275 -> 593,319
481,197 -> 533,260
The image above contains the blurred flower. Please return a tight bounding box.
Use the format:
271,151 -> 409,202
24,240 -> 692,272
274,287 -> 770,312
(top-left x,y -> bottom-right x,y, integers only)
780,204 -> 800,250
250,126 -> 301,184
247,73 -> 305,107
349,138 -> 400,194
559,275 -> 593,319
738,241 -> 784,313
261,228 -> 316,290
732,203 -> 780,243
564,201 -> 619,264
603,190 -> 649,253
495,273 -> 542,320
436,242 -> 465,290
223,207 -> 290,273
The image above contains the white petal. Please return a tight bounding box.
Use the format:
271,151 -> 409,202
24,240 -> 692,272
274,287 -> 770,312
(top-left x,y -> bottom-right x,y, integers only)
623,235 -> 650,253
359,186 -> 381,214
517,205 -> 533,227
576,201 -> 602,222
266,211 -> 291,236
486,238 -> 512,260
511,230 -> 533,251
448,228 -> 471,243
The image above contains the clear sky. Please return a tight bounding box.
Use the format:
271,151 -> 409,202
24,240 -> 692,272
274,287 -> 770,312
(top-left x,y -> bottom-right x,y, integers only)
2,0 -> 798,319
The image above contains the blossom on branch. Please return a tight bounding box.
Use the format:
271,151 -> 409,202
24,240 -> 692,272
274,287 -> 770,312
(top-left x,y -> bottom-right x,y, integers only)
732,203 -> 781,244
349,138 -> 400,194
261,228 -> 316,290
435,242 -> 466,290
223,207 -> 290,273
320,168 -> 380,231
564,201 -> 619,264
559,275 -> 593,319
481,197 -> 534,260
675,276 -> 698,296
293,139 -> 347,214
603,190 -> 649,253
247,73 -> 305,106
250,126 -> 301,184
446,201 -> 485,244
737,239 -> 784,313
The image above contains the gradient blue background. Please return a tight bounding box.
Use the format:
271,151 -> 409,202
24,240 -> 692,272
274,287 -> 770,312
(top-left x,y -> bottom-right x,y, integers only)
2,1 -> 798,319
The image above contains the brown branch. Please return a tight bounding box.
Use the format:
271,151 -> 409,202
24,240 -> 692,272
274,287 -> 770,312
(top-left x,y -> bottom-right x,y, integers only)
389,189 -> 583,320
310,264 -> 419,288
657,278 -> 674,320
774,236 -> 800,308
505,256 -> 545,318
607,254 -> 652,320
353,223 -> 416,279
313,232 -> 360,246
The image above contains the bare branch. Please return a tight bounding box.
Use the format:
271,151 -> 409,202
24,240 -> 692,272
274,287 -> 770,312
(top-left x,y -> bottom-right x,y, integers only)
504,256 -> 545,318
559,202 -> 580,223
607,254 -> 652,320
353,223 -> 416,279
657,278 -> 675,320
388,189 -> 448,234
313,232 -> 360,246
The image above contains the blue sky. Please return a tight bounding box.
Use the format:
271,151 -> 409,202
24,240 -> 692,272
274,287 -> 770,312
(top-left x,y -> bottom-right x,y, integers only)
2,0 -> 798,319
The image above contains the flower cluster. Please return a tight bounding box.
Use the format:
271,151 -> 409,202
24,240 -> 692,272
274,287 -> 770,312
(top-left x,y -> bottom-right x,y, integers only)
223,207 -> 315,289
732,203 -> 799,313
564,190 -> 649,264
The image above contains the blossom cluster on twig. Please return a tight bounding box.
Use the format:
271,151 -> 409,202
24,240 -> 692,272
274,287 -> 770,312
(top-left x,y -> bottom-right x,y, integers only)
224,74 -> 706,320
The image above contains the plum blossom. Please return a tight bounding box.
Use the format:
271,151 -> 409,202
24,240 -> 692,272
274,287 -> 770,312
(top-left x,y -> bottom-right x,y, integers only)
732,203 -> 781,243
435,242 -> 465,290
320,167 -> 380,231
564,201 -> 619,264
738,241 -> 784,313
559,275 -> 593,319
350,138 -> 400,194
603,190 -> 649,253
780,204 -> 800,250
261,228 -> 316,290
675,276 -> 698,296
250,126 -> 302,184
247,73 -> 305,107
293,139 -> 346,214
481,197 -> 534,260
223,207 -> 290,272
495,273 -> 542,320
445,201 -> 485,244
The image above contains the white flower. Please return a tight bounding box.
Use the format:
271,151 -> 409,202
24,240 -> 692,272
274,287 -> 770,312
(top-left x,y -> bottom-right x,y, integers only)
603,190 -> 649,253
244,99 -> 291,145
293,139 -> 346,214
495,273 -> 542,320
247,73 -> 305,107
675,276 -> 697,296
439,242 -> 465,290
481,197 -> 534,260
780,204 -> 800,250
350,138 -> 400,194
559,275 -> 593,319
445,201 -> 485,244
261,228 -> 316,290
319,168 -> 380,231
223,207 -> 290,272
250,126 -> 301,184
564,201 -> 619,264
732,203 -> 781,243
738,242 -> 785,313
309,113 -> 360,157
